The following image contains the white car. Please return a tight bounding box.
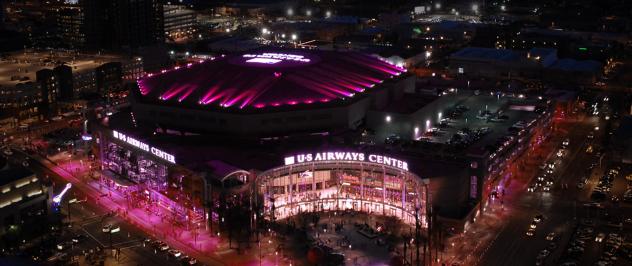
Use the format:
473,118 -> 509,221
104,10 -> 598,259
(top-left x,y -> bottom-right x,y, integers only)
526,229 -> 535,236
562,138 -> 570,147
102,224 -> 120,233
595,233 -> 605,242
557,149 -> 566,157
102,224 -> 112,233
168,249 -> 182,257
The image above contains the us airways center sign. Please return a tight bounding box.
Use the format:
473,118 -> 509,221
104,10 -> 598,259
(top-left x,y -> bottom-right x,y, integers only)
284,151 -> 409,171
112,130 -> 176,164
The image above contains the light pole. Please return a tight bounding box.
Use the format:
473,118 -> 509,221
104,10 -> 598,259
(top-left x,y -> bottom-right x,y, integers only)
258,240 -> 262,266
415,207 -> 420,266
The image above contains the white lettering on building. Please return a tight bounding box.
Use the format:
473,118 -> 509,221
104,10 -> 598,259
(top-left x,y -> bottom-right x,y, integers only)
112,130 -> 176,164
285,152 -> 408,171
243,53 -> 311,64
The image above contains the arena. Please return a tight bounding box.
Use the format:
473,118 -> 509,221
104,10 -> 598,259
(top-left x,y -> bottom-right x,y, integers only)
130,49 -> 414,136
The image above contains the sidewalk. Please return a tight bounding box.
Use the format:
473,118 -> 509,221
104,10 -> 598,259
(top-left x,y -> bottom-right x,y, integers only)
38,153 -> 281,266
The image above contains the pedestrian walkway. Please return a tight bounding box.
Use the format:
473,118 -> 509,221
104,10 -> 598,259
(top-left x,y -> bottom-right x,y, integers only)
36,153 -> 282,266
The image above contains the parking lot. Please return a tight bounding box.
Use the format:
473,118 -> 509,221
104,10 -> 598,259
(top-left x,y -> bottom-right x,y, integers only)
372,91 -> 546,154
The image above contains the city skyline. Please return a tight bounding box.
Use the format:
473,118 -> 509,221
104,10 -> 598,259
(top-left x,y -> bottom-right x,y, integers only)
0,1 -> 631,266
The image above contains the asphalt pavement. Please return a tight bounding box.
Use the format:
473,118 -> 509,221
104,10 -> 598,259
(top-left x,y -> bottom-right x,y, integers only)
478,114 -> 632,266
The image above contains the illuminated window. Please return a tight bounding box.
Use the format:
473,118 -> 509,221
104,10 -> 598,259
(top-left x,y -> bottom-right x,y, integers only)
28,190 -> 43,197
15,180 -> 30,188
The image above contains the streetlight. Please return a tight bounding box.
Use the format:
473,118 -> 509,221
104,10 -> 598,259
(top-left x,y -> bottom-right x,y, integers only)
325,10 -> 332,18
306,9 -> 312,17
262,28 -> 268,35
435,3 -> 441,10
287,8 -> 293,16
472,4 -> 479,13
291,34 -> 297,41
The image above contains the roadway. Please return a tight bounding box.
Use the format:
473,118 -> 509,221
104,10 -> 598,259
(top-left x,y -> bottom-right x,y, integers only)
479,111 -> 632,266
5,148 -> 183,266
478,113 -> 597,266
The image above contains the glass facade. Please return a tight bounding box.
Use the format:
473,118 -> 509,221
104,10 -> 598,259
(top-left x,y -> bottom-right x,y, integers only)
99,136 -> 204,226
103,142 -> 168,192
258,161 -> 428,227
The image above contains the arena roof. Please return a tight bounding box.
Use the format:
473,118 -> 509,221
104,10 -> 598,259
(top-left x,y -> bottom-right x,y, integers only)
137,49 -> 405,110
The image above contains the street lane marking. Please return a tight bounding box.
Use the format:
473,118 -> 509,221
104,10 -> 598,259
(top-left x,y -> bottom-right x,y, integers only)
81,227 -> 105,247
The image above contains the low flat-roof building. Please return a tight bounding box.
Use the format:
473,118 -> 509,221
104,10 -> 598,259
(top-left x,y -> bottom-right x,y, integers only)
0,50 -> 143,119
449,47 -> 602,85
612,115 -> 632,164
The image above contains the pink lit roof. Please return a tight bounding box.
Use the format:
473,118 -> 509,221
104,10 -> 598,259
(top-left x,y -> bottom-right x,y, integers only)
137,50 -> 405,109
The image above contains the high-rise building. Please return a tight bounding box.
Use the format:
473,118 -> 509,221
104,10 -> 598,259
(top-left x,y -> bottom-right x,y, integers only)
96,62 -> 123,95
54,65 -> 74,101
163,4 -> 196,40
81,0 -> 164,50
36,69 -> 59,110
0,1 -> 5,29
57,6 -> 85,48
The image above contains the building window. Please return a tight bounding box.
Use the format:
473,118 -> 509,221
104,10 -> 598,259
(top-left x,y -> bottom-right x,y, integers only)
470,176 -> 477,199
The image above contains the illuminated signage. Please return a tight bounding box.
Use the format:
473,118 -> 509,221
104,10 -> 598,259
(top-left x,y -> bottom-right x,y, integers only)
53,183 -> 72,204
112,130 -> 176,164
284,152 -> 409,171
246,58 -> 282,64
243,53 -> 311,64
